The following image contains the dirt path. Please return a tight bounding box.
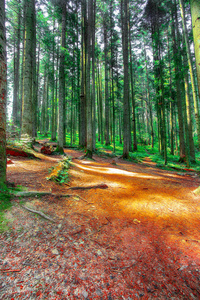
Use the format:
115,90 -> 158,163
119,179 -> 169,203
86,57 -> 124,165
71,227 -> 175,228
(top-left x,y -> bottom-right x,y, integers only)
1,148 -> 200,299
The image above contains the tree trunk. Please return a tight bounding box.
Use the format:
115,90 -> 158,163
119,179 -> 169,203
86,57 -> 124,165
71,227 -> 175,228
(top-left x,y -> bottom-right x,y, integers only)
103,8 -> 110,146
0,0 -> 6,188
121,0 -> 130,159
190,0 -> 200,146
51,20 -> 56,141
92,0 -> 96,151
12,0 -> 21,127
171,3 -> 186,159
144,46 -> 154,148
57,3 -> 66,153
79,0 -> 87,147
21,0 -> 36,145
128,6 -> 137,151
180,0 -> 200,149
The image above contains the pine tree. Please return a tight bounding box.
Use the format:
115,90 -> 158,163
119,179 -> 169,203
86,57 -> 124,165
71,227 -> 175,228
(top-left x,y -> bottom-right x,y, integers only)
0,0 -> 7,187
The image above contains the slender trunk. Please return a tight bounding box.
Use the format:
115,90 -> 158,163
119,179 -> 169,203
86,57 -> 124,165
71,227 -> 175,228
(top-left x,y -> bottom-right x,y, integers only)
86,0 -> 93,157
144,46 -> 154,148
171,3 -> 186,159
128,6 -> 137,151
92,0 -> 96,151
103,9 -> 110,146
32,2 -> 37,138
79,0 -> 87,147
13,0 -> 21,127
0,0 -> 7,187
121,0 -> 130,158
51,20 -> 56,141
57,3 -> 66,153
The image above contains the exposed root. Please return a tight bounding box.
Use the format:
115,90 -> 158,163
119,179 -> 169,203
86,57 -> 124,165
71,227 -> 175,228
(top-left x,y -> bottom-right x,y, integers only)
22,205 -> 56,223
69,184 -> 108,190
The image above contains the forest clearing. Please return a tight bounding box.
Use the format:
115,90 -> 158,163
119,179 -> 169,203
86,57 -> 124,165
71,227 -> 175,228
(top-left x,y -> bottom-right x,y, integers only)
1,142 -> 200,299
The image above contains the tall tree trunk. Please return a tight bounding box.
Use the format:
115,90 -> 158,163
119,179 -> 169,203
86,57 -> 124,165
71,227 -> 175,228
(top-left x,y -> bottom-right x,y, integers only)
92,0 -> 96,151
144,46 -> 154,148
79,0 -> 87,147
180,0 -> 200,149
12,0 -> 21,127
103,7 -> 110,146
128,5 -> 137,151
32,2 -> 37,138
57,3 -> 66,153
21,0 -> 36,145
171,3 -> 186,160
167,32 -> 174,155
0,0 -> 7,187
190,0 -> 200,142
36,43 -> 40,137
51,21 -> 56,141
121,0 -> 130,158
182,38 -> 195,161
86,0 -> 93,157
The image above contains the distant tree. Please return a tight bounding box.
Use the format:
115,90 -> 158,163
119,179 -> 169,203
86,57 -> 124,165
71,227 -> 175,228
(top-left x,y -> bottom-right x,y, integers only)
121,0 -> 130,158
103,0 -> 110,146
0,0 -> 7,188
12,0 -> 21,127
21,0 -> 36,145
57,2 -> 66,153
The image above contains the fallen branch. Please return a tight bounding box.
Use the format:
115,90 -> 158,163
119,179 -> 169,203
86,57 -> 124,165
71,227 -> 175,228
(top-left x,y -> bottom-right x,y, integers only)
22,205 -> 56,223
69,183 -> 108,190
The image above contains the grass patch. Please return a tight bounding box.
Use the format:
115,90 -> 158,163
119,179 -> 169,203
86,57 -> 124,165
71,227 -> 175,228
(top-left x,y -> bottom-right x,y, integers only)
0,188 -> 12,232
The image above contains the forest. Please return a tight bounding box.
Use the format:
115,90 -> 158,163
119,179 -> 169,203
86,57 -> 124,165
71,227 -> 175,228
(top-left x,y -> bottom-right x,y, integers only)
1,0 -> 200,298
0,0 -> 200,182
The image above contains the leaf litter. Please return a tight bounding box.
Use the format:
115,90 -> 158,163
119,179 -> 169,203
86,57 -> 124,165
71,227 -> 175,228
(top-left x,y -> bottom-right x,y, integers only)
1,147 -> 200,299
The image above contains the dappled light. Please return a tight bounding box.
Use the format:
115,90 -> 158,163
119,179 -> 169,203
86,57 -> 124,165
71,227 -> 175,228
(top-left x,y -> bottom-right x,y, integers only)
2,148 -> 200,299
74,161 -> 162,179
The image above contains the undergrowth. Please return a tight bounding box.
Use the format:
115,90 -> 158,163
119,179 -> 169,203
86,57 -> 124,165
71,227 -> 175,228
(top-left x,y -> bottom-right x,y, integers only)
35,133 -> 200,173
0,187 -> 12,232
47,157 -> 71,184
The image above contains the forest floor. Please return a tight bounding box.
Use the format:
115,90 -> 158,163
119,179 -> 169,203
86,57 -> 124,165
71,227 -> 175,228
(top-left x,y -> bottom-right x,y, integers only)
1,141 -> 200,299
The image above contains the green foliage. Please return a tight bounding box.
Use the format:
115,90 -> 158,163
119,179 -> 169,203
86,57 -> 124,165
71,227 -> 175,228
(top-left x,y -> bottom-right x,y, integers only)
47,157 -> 71,184
0,187 -> 12,232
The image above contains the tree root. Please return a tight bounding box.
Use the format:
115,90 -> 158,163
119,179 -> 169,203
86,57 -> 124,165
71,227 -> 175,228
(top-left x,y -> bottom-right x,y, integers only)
13,191 -> 73,198
69,184 -> 108,190
22,205 -> 56,223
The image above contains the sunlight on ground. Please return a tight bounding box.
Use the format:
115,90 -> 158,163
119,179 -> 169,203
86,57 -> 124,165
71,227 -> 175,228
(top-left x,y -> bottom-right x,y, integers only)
80,160 -> 94,165
74,163 -> 161,179
121,195 -> 196,217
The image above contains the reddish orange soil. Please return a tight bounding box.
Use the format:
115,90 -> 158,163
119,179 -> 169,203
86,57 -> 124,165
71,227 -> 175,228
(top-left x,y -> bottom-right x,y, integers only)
1,145 -> 200,299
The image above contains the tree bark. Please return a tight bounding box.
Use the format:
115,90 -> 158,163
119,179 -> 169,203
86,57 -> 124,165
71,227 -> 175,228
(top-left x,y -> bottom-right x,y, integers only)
171,2 -> 186,159
180,0 -> 200,150
0,0 -> 7,187
121,0 -> 130,159
190,0 -> 200,130
21,0 -> 36,145
85,0 -> 93,158
57,3 -> 66,153
79,0 -> 87,147
12,0 -> 21,127
103,6 -> 110,146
